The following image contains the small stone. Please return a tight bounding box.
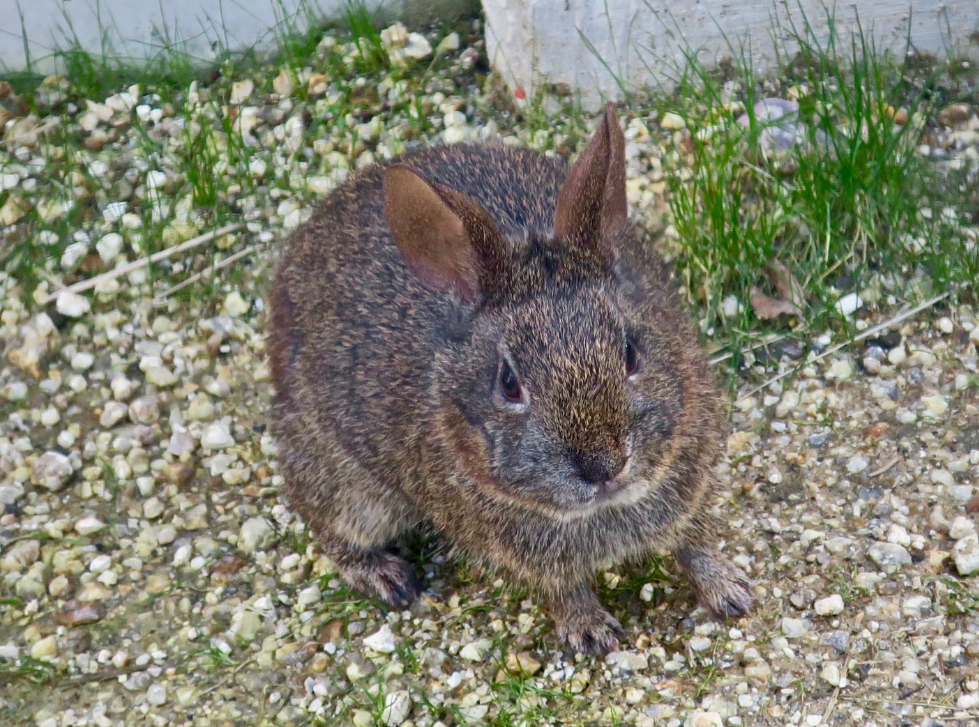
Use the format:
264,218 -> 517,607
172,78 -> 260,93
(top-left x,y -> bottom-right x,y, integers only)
921,394 -> 948,417
186,396 -> 215,421
143,497 -> 164,519
887,345 -> 907,365
505,651 -> 542,676
381,690 -> 411,726
887,523 -> 911,547
31,451 -> 73,491
862,354 -> 882,375
129,395 -> 160,424
403,33 -> 432,60
781,617 -> 809,638
55,290 -> 91,318
71,352 -> 94,371
147,684 -> 167,706
30,636 -> 58,661
820,662 -> 843,687
111,376 -> 136,401
166,432 -> 194,459
90,554 -> 112,573
363,625 -> 397,654
744,660 -> 772,683
100,401 -> 129,428
248,158 -> 267,179
459,639 -> 492,662
96,232 -> 124,263
846,456 -> 868,474
222,291 -> 250,317
3,381 -> 28,401
54,600 -> 105,626
238,517 -> 274,553
1,540 -> 40,572
953,536 -> 979,576
230,79 -> 254,104
436,32 -> 460,54
835,292 -> 862,316
938,316 -> 954,334
306,73 -> 328,96
229,610 -> 262,641
296,584 -> 321,610
949,516 -> 977,541
75,517 -> 105,535
869,542 -> 912,572
829,359 -> 853,380
273,70 -> 294,97
145,366 -> 177,387
931,469 -> 955,487
661,112 -> 686,130
606,651 -> 648,671
814,594 -> 844,616
690,712 -> 723,727
201,420 -> 234,450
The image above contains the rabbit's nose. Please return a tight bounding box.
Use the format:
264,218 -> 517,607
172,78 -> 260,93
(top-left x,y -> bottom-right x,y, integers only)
575,450 -> 627,487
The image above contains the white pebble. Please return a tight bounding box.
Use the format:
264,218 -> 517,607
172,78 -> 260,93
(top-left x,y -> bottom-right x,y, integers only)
820,662 -> 843,687
781,618 -> 809,638
31,451 -> 73,491
952,536 -> 979,576
71,352 -> 94,370
814,594 -> 844,616
100,401 -> 129,428
921,394 -> 948,417
887,524 -> 911,547
835,292 -> 862,316
949,516 -> 977,541
201,420 -> 235,450
238,517 -> 273,553
90,554 -> 112,573
363,625 -> 397,654
222,291 -> 250,317
146,683 -> 167,706
75,517 -> 105,535
381,690 -> 412,726
661,112 -> 686,130
96,232 -> 125,263
56,290 -> 91,318
459,639 -> 493,662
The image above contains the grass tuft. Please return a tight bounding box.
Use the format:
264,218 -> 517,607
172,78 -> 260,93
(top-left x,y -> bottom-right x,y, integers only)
625,8 -> 978,364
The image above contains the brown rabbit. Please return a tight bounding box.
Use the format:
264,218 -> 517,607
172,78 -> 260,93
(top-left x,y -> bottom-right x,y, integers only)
266,104 -> 752,653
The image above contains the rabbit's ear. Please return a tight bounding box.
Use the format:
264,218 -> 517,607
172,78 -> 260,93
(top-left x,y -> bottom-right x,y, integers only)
553,102 -> 628,246
385,165 -> 506,302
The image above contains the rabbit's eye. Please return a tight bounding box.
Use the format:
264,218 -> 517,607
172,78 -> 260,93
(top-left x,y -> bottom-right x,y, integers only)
625,339 -> 639,376
500,362 -> 522,402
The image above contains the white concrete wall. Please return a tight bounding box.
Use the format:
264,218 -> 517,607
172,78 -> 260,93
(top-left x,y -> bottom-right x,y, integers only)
484,0 -> 979,110
1,0 -> 474,73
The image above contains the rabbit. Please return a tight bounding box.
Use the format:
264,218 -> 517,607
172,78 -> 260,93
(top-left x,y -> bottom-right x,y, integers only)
266,104 -> 753,654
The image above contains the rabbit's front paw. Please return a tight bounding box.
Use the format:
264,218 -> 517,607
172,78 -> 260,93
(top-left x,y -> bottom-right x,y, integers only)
548,585 -> 623,655
340,550 -> 423,610
675,547 -> 754,619
556,607 -> 623,655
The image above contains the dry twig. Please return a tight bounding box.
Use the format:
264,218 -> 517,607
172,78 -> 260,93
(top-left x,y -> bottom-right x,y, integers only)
41,223 -> 243,304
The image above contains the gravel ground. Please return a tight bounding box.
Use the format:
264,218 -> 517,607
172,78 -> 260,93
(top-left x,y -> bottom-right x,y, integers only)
3,20 -> 979,727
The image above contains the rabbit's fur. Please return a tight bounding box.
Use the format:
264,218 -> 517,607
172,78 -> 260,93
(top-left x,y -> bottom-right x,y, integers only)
267,105 -> 752,653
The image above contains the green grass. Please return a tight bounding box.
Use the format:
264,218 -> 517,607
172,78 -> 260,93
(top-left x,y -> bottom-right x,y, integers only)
617,8 -> 979,370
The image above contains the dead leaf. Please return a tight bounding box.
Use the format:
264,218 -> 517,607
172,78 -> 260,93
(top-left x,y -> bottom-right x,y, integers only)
766,260 -> 806,310
750,286 -> 802,319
